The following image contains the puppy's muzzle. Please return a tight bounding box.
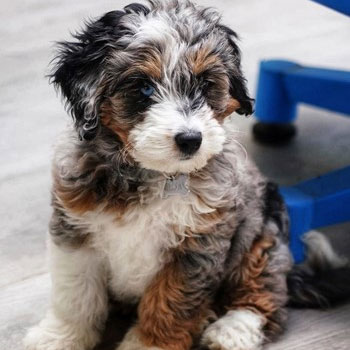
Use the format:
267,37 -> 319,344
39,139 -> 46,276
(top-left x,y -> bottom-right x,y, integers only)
175,131 -> 202,156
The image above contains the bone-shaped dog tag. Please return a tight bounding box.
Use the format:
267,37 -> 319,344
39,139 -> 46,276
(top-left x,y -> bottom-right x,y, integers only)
162,174 -> 190,199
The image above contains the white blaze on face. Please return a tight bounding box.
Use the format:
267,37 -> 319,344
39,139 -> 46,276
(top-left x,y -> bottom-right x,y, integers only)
128,99 -> 226,173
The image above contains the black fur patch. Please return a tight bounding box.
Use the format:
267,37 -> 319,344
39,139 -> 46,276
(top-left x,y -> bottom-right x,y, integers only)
288,264 -> 350,308
50,8 -> 141,140
263,182 -> 289,241
218,25 -> 254,115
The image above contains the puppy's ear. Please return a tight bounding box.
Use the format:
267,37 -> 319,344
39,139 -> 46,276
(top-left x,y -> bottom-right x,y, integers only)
50,10 -> 130,140
219,25 -> 254,116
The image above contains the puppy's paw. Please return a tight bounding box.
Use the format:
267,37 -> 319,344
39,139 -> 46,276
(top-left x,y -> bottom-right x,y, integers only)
201,310 -> 264,350
24,314 -> 97,350
24,326 -> 82,350
116,326 -> 161,350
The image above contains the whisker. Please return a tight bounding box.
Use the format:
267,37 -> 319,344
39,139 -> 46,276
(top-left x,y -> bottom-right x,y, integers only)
229,138 -> 248,163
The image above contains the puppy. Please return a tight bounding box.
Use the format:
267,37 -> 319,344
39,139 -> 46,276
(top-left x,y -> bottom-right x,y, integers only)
24,1 -> 350,350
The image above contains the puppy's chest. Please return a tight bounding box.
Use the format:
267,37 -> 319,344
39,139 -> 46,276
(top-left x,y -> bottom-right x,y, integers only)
89,199 -> 195,302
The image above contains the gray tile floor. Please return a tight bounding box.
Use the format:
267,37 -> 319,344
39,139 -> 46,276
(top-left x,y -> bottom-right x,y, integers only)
1,0 -> 350,349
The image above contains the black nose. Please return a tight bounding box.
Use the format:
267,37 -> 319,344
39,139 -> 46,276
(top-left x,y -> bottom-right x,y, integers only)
175,131 -> 202,155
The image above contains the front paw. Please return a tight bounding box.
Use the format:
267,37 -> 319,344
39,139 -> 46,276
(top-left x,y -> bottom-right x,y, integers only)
116,326 -> 161,350
24,326 -> 82,350
201,310 -> 264,350
24,315 -> 98,350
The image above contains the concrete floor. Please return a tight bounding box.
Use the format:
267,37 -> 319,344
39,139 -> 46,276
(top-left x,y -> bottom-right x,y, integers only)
1,0 -> 350,349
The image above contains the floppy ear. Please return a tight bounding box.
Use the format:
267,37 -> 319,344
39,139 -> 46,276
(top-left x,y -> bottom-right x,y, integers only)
219,25 -> 254,116
51,5 -> 149,140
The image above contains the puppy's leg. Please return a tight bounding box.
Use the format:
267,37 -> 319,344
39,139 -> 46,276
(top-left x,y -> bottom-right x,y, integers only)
116,235 -> 229,350
202,234 -> 292,350
24,240 -> 108,350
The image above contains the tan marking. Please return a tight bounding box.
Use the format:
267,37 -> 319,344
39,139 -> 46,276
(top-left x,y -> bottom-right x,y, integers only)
53,163 -> 131,217
100,99 -> 131,145
123,51 -> 162,80
54,175 -> 135,218
190,47 -> 221,75
228,235 -> 287,336
232,235 -> 276,314
217,98 -> 241,120
138,263 -> 207,350
191,208 -> 224,233
134,60 -> 162,80
53,176 -> 97,215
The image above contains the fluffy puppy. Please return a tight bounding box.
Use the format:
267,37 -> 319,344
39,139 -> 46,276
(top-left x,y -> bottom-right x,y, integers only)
24,1 -> 350,350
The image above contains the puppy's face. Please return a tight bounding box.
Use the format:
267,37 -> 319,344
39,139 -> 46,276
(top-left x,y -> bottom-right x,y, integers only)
103,38 -> 237,174
52,1 -> 253,174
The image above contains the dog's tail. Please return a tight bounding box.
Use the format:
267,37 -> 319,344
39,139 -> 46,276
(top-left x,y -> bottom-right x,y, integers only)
287,231 -> 350,308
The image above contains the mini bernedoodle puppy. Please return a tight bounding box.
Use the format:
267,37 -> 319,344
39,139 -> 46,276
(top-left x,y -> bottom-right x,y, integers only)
24,1 -> 350,350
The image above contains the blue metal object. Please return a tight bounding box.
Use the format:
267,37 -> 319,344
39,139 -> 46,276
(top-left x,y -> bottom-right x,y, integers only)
255,59 -> 350,261
254,0 -> 350,262
255,60 -> 350,262
280,167 -> 350,263
255,60 -> 350,124
311,0 -> 350,16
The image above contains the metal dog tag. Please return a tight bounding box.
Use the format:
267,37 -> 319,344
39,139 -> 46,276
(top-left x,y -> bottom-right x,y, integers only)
162,174 -> 190,199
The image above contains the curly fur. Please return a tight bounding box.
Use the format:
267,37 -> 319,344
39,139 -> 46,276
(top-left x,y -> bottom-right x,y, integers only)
24,2 -> 350,350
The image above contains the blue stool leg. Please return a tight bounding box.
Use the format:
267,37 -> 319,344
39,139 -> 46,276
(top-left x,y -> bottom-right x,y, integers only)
255,59 -> 350,122
280,166 -> 350,263
253,60 -> 299,144
255,60 -> 299,124
280,188 -> 313,263
253,60 -> 350,144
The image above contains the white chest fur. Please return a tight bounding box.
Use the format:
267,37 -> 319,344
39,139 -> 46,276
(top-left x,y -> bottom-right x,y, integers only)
87,193 -> 210,302
101,214 -> 170,302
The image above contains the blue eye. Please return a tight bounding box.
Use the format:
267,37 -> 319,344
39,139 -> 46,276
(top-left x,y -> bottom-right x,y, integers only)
140,84 -> 154,97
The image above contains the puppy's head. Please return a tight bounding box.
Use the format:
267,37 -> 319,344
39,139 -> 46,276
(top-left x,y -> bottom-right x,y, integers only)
51,0 -> 253,174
